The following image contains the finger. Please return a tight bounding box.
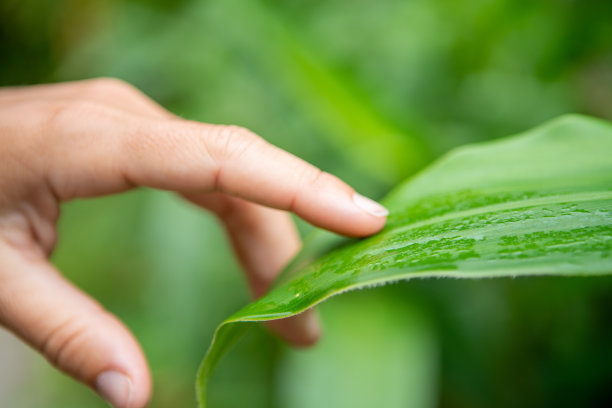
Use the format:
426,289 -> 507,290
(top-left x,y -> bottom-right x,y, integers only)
0,78 -> 171,119
68,78 -> 173,119
44,117 -> 388,237
0,246 -> 150,408
185,192 -> 321,346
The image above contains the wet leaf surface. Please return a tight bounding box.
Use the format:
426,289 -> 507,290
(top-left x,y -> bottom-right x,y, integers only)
197,115 -> 612,407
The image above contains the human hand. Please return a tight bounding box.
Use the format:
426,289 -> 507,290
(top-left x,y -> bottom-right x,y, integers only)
0,78 -> 387,407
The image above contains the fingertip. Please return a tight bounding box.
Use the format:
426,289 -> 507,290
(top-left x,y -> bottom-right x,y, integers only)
349,192 -> 388,235
352,193 -> 389,218
296,187 -> 388,238
96,367 -> 150,408
95,370 -> 134,408
109,355 -> 150,408
87,324 -> 151,408
266,309 -> 321,348
94,364 -> 151,408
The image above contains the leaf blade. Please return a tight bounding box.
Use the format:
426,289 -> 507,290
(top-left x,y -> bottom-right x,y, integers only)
197,114 -> 612,407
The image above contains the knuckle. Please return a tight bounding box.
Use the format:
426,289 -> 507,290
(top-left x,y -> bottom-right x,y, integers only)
119,119 -> 161,160
223,125 -> 260,142
300,167 -> 329,189
44,101 -> 85,133
44,100 -> 115,133
290,168 -> 337,210
82,77 -> 133,96
208,125 -> 264,162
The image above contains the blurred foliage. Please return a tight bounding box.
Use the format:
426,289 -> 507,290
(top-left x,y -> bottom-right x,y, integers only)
1,0 -> 611,407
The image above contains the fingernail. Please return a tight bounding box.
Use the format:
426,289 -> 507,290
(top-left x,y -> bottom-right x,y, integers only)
352,193 -> 389,217
96,370 -> 134,408
295,309 -> 322,347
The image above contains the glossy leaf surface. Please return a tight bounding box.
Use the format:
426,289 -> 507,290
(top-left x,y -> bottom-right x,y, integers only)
197,115 -> 612,407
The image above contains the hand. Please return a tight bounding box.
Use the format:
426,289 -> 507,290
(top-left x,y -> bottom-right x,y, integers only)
0,78 -> 387,407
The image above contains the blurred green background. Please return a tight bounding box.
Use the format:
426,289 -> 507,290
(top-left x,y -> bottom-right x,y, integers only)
1,0 -> 612,407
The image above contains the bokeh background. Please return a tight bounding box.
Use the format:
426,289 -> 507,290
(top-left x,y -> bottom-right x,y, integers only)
1,0 -> 612,407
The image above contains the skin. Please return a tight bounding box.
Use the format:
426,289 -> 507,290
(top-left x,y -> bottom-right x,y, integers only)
0,78 -> 387,407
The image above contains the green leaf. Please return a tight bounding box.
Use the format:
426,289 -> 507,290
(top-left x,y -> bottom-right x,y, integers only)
197,114 -> 612,407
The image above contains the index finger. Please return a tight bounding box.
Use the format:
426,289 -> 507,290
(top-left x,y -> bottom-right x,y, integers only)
45,113 -> 388,237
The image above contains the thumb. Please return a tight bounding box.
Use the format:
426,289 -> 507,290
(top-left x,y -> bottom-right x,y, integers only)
0,246 -> 150,408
